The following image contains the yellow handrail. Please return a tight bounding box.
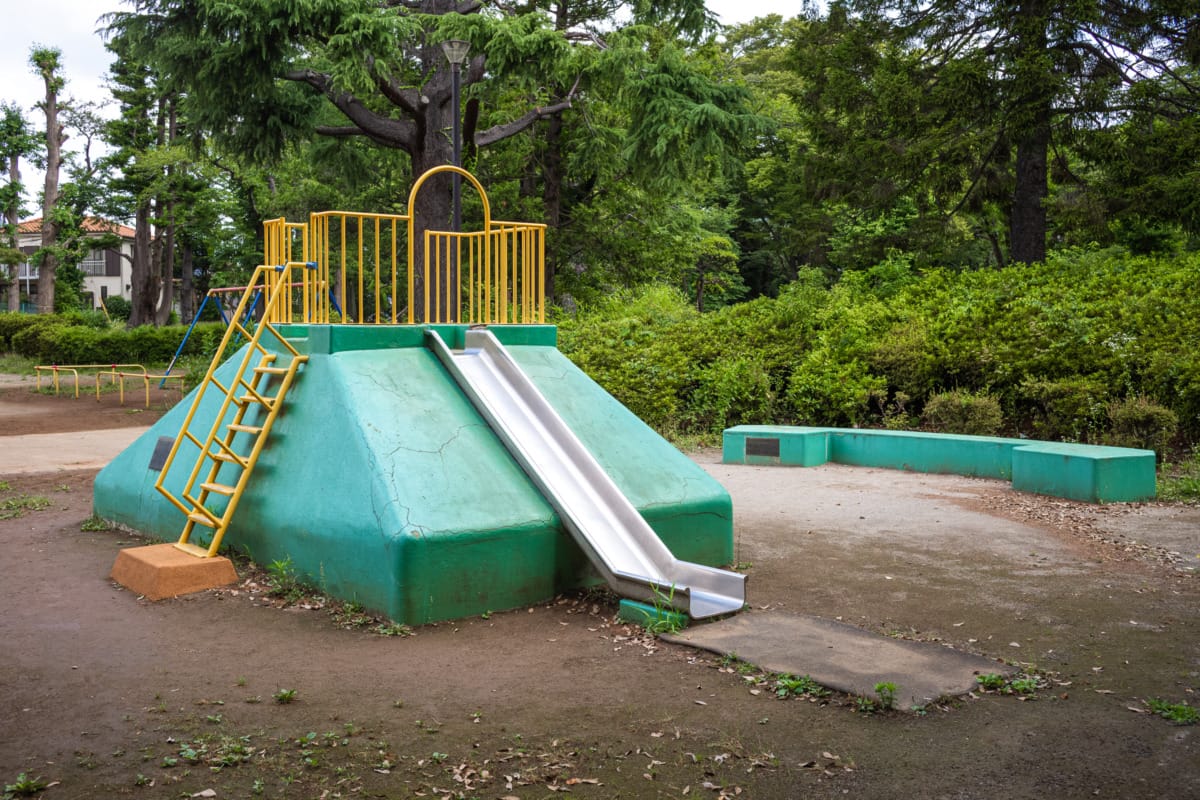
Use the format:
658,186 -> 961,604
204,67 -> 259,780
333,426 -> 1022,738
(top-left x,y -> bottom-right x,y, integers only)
155,263 -> 306,521
253,166 -> 546,327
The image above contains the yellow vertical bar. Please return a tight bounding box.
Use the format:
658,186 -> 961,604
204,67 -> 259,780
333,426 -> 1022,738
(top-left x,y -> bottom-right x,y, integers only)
468,233 -> 476,323
427,230 -> 436,323
498,229 -> 508,324
339,216 -> 347,324
356,215 -> 365,323
406,218 -> 415,324
537,227 -> 545,322
373,217 -> 381,323
521,228 -> 529,323
324,215 -> 331,323
453,233 -> 462,324
390,221 -> 398,324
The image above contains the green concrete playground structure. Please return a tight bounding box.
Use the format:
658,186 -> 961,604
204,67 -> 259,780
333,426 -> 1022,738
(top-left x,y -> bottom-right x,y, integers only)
722,425 -> 1156,503
95,324 -> 735,624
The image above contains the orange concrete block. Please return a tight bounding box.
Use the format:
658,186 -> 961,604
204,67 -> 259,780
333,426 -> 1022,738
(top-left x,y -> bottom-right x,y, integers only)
110,543 -> 238,600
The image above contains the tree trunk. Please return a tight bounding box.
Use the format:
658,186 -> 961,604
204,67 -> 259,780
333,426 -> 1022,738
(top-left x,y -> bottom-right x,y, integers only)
36,65 -> 64,314
5,154 -> 19,312
128,203 -> 156,327
1008,0 -> 1051,265
1010,118 -> 1049,264
156,196 -> 175,324
180,241 -> 194,323
541,110 -> 564,303
408,84 -> 454,323
154,100 -> 174,325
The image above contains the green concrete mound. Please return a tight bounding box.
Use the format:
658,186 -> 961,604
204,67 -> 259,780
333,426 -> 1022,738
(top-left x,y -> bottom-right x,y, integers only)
95,325 -> 733,623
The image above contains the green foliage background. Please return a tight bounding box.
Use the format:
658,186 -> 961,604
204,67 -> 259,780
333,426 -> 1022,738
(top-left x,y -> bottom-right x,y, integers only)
558,248 -> 1200,447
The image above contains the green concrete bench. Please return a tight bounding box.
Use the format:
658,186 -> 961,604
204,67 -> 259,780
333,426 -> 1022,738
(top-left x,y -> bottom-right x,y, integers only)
722,425 -> 1156,503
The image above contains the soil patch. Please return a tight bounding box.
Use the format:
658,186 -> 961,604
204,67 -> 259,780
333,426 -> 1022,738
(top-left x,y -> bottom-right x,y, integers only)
1,379 -> 1197,799
0,382 -> 174,437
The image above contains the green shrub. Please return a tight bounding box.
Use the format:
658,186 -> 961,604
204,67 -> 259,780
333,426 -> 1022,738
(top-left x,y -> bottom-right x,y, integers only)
922,390 -> 1004,436
0,312 -> 53,351
10,322 -> 70,362
103,296 -> 132,321
786,353 -> 886,426
59,309 -> 110,329
687,355 -> 775,432
1020,376 -> 1110,442
1107,396 -> 1178,455
6,316 -> 225,366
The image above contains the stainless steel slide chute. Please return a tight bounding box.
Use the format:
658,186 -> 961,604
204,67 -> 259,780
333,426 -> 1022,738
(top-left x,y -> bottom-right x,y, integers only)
427,328 -> 746,619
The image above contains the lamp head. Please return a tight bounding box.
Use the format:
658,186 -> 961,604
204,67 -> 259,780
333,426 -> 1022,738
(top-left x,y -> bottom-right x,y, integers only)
441,39 -> 470,66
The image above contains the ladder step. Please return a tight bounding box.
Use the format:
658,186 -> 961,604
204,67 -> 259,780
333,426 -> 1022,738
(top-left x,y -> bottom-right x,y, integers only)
227,423 -> 263,434
237,394 -> 275,408
187,512 -> 218,528
200,482 -> 237,496
173,542 -> 211,558
254,365 -> 290,375
211,451 -> 249,467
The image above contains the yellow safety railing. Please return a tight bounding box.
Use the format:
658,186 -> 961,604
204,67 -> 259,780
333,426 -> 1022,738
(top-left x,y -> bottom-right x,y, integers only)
258,166 -> 546,326
35,363 -> 186,408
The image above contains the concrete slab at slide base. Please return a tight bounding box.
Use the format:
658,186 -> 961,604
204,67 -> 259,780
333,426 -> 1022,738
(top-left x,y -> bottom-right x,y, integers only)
95,325 -> 734,624
723,425 -> 1156,503
664,611 -> 1014,709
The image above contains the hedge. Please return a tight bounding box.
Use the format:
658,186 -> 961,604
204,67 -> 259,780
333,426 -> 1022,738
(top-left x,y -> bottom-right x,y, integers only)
557,247 -> 1200,448
0,312 -> 225,365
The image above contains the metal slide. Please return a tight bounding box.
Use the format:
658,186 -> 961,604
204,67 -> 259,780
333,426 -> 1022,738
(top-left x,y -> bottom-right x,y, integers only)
427,329 -> 746,619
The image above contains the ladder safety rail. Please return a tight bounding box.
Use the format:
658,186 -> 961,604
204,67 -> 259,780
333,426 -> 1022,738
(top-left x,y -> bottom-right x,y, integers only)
155,262 -> 310,557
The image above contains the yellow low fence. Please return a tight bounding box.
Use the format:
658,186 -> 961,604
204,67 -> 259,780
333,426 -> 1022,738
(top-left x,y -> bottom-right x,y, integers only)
259,166 -> 546,326
35,364 -> 187,408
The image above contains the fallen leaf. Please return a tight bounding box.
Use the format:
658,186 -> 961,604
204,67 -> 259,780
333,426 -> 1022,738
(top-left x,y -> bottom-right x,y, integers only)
191,792 -> 217,799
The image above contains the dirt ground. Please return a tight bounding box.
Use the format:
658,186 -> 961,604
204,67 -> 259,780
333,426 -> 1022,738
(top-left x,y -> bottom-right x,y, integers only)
1,380 -> 1198,800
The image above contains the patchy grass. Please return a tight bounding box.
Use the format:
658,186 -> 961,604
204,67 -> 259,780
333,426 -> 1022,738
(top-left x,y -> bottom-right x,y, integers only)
1147,698 -> 1198,725
0,493 -> 51,521
3,772 -> 49,798
1159,450 -> 1200,503
975,673 -> 1047,698
0,354 -> 38,374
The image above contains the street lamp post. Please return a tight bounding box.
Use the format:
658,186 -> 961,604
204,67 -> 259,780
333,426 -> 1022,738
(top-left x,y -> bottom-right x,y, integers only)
441,39 -> 470,233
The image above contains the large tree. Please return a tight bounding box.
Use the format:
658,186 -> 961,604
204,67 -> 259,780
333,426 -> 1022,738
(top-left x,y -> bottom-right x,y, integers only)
0,104 -> 40,312
845,0 -> 1200,264
31,47 -> 67,313
106,0 -> 759,312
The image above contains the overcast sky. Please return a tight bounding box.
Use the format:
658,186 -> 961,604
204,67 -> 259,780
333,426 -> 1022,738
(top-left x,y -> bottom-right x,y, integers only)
3,0 -> 797,209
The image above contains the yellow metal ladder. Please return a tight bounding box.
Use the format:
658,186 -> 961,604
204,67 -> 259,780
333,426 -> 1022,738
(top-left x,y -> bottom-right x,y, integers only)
155,263 -> 312,558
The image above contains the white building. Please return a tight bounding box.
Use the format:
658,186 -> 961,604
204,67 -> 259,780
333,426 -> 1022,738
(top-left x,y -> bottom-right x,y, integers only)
14,217 -> 136,311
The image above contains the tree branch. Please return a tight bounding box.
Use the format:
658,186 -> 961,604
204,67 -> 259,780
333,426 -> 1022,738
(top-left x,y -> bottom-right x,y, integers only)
366,56 -> 421,115
284,68 -> 418,151
475,76 -> 582,147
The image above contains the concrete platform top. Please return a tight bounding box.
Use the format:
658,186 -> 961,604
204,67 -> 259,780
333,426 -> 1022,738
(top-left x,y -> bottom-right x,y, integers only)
665,610 -> 1014,709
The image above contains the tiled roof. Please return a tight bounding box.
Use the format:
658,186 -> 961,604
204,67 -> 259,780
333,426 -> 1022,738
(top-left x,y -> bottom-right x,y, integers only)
18,217 -> 136,239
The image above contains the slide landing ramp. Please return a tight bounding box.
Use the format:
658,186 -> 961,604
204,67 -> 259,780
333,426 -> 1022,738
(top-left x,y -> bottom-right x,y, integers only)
428,329 -> 746,619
